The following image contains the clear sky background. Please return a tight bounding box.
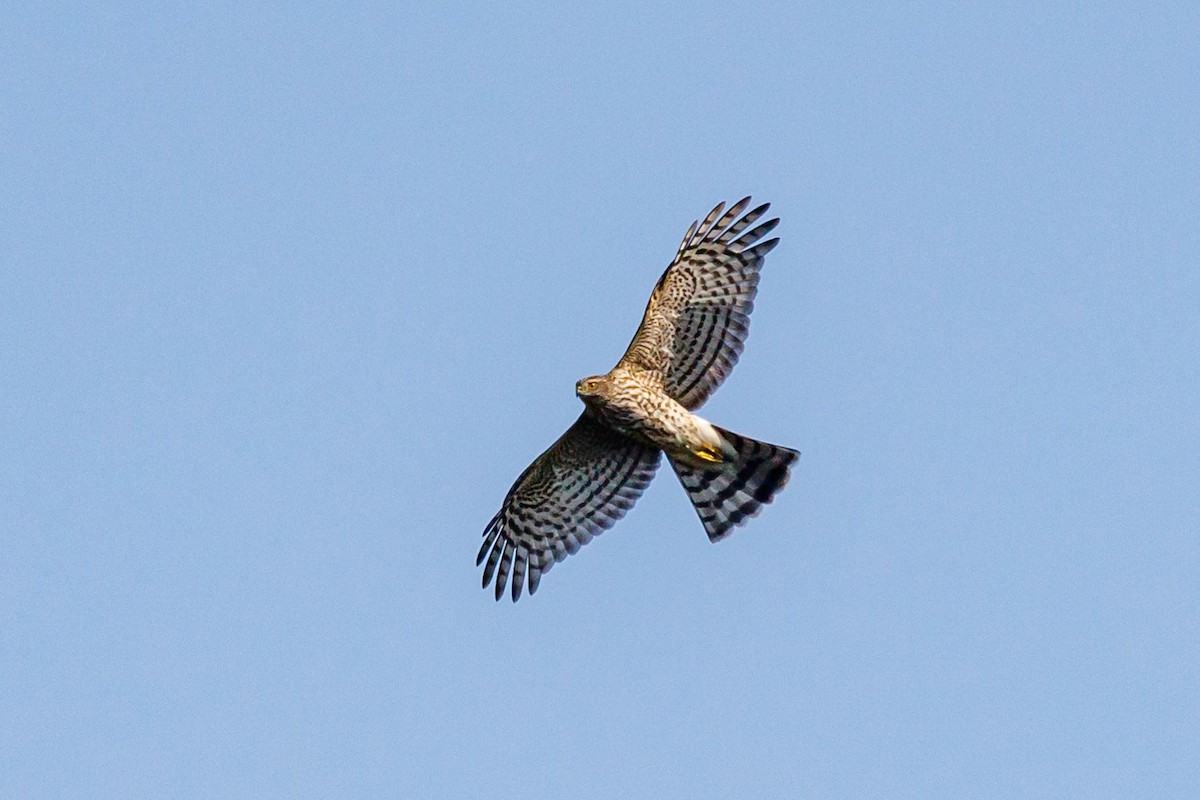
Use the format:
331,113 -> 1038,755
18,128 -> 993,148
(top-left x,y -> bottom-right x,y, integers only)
3,3 -> 1198,797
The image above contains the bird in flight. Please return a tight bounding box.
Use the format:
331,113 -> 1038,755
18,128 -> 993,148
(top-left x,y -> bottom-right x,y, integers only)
478,197 -> 799,601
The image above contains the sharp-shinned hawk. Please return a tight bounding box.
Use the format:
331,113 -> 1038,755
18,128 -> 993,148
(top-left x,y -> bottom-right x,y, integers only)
478,197 -> 800,601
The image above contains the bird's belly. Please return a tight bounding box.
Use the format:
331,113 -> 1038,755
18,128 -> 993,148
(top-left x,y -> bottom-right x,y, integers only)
591,394 -> 706,459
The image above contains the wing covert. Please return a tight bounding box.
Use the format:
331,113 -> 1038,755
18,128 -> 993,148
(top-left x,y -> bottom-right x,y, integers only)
477,412 -> 661,601
617,197 -> 780,409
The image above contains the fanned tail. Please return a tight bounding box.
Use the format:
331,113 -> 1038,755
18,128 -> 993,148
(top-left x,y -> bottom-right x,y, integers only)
669,427 -> 799,542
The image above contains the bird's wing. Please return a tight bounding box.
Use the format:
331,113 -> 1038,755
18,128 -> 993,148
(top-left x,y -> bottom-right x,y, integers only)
616,198 -> 780,409
477,412 -> 661,601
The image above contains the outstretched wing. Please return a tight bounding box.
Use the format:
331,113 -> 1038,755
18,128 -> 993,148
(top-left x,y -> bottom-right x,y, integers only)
477,412 -> 661,601
617,197 -> 780,409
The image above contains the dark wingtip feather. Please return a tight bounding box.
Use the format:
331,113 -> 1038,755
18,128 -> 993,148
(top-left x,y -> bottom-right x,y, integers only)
477,514 -> 502,566
747,237 -> 780,260
733,218 -> 780,250
481,538 -> 502,587
493,541 -> 514,601
510,549 -> 527,602
699,201 -> 727,237
676,219 -> 700,257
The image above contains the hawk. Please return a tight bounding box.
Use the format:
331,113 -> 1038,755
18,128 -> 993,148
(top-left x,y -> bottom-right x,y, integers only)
478,197 -> 799,601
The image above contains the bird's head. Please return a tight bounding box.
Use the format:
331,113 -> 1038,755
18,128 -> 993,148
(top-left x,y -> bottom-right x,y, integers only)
575,375 -> 607,399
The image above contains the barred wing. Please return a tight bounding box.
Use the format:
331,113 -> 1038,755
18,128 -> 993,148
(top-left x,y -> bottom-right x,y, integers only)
477,413 -> 661,601
617,197 -> 780,409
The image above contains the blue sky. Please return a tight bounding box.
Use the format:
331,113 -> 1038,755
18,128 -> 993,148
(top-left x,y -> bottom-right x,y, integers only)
3,2 -> 1197,797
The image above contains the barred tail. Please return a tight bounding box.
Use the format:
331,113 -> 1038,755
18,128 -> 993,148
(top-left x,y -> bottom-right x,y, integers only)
669,427 -> 799,542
